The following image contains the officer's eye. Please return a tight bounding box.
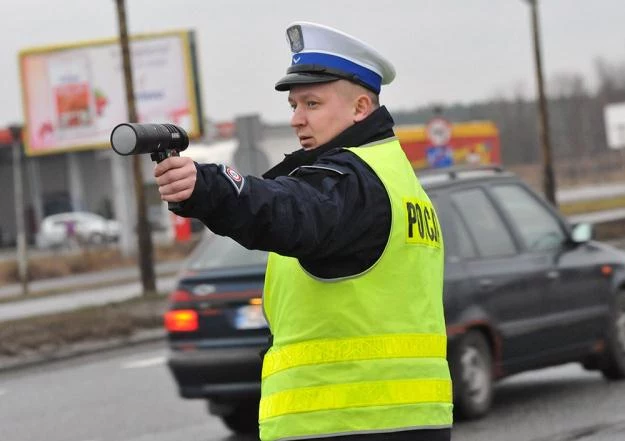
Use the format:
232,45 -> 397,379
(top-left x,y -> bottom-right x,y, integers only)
306,101 -> 319,108
289,103 -> 297,111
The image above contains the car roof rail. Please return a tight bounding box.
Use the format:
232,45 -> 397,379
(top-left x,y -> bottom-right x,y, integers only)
416,164 -> 511,185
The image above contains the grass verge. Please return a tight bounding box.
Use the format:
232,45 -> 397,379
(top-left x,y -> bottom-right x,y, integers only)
0,238 -> 199,287
0,296 -> 167,358
559,196 -> 625,216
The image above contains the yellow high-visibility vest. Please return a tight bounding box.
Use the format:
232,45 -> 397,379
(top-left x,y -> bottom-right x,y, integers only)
260,137 -> 452,441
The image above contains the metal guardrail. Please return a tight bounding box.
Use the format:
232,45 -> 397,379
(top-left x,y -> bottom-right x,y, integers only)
568,208 -> 625,225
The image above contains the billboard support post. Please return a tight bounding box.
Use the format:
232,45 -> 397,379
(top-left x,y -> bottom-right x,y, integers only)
114,0 -> 156,297
10,125 -> 29,296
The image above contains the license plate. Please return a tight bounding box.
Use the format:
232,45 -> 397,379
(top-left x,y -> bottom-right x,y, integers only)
235,304 -> 268,330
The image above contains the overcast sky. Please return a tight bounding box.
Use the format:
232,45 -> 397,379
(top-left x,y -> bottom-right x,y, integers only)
1,0 -> 624,127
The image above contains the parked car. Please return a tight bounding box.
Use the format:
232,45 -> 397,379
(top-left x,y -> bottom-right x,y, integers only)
165,233 -> 267,434
35,211 -> 121,249
164,165 -> 625,434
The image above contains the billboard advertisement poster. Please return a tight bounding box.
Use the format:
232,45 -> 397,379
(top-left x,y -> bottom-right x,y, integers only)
395,120 -> 501,170
19,30 -> 203,156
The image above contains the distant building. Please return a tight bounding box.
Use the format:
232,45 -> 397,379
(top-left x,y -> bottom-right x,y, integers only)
0,117 -> 298,250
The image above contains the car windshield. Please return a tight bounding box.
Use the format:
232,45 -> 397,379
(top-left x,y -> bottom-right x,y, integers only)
186,233 -> 268,271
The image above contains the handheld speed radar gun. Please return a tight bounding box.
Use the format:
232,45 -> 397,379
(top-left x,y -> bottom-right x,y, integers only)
110,123 -> 190,211
110,123 -> 189,160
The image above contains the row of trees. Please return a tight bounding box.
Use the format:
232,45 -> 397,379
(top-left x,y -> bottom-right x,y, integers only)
392,57 -> 625,187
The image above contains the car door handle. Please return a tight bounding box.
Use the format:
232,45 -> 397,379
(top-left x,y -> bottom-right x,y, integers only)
546,270 -> 560,280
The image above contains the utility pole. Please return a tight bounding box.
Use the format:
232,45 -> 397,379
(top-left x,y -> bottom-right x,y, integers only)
526,0 -> 557,206
114,0 -> 157,296
10,125 -> 29,296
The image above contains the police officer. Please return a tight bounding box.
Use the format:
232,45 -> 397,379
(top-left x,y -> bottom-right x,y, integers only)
155,22 -> 452,441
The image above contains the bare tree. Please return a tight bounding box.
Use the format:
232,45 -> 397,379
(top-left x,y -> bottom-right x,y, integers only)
392,53 -> 625,184
595,57 -> 625,101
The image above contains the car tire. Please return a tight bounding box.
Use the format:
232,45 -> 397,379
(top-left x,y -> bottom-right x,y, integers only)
599,289 -> 625,380
220,402 -> 259,434
88,233 -> 105,245
450,330 -> 494,420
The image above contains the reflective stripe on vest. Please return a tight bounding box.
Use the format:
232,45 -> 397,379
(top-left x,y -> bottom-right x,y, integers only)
262,334 -> 446,379
260,378 -> 452,420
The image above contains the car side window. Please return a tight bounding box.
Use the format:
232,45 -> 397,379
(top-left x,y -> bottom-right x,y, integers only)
431,196 -> 477,260
490,184 -> 566,252
450,188 -> 517,258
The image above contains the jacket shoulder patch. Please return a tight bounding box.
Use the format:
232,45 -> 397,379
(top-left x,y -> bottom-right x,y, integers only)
219,164 -> 245,195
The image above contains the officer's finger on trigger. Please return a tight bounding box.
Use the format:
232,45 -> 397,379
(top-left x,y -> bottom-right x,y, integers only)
155,156 -> 184,177
153,160 -> 169,178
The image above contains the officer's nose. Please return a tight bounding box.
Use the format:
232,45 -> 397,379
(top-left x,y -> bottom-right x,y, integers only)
290,107 -> 306,128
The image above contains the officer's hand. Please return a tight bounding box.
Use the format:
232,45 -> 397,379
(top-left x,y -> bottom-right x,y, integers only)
154,156 -> 197,202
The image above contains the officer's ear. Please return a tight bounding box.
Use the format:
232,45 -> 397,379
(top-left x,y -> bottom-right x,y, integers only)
353,93 -> 374,122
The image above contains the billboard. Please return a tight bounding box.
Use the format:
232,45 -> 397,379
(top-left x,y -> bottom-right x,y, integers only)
396,119 -> 501,170
19,30 -> 203,156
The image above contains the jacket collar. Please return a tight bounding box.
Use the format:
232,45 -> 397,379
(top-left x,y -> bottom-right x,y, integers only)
263,106 -> 395,179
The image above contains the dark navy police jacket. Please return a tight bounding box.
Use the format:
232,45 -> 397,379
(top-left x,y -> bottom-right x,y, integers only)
176,106 -> 396,280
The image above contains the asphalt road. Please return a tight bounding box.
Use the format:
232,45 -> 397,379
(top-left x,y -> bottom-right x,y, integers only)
0,342 -> 240,441
1,342 -> 624,441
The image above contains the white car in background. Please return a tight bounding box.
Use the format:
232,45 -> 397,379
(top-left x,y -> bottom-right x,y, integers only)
36,212 -> 121,249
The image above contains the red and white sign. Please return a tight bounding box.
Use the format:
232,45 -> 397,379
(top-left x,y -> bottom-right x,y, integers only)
425,117 -> 452,147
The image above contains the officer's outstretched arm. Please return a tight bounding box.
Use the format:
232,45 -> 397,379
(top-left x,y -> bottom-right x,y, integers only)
171,163 -> 364,259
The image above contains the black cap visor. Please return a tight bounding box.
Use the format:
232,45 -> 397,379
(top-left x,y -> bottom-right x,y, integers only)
275,72 -> 340,91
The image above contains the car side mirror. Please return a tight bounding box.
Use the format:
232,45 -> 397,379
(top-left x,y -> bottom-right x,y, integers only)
570,222 -> 592,244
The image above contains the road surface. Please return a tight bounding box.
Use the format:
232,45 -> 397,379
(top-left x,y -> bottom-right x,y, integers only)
1,342 -> 624,441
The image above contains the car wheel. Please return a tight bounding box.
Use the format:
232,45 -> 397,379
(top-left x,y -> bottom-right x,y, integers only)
220,402 -> 259,434
88,233 -> 105,245
450,330 -> 494,420
600,289 -> 625,380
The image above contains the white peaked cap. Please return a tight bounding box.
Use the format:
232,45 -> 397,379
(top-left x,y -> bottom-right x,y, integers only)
275,21 -> 396,94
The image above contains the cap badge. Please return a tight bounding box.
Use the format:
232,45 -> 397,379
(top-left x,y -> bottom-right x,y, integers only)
287,25 -> 304,53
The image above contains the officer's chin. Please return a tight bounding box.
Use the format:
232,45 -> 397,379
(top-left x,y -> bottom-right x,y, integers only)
300,138 -> 317,150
